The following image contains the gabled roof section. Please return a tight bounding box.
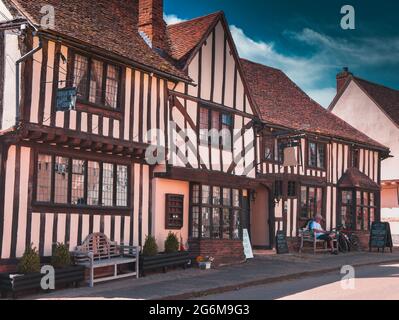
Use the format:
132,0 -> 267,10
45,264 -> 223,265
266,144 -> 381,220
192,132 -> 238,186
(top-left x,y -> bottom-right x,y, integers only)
240,59 -> 388,150
166,11 -> 222,65
166,11 -> 260,116
354,77 -> 399,127
8,0 -> 190,82
329,76 -> 399,128
338,168 -> 380,191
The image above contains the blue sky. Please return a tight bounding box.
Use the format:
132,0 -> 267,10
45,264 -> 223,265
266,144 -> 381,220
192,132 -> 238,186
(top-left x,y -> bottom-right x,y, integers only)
164,0 -> 399,107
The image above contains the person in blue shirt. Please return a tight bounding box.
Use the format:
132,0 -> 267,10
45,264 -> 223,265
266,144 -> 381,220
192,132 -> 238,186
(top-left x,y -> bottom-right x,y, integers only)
309,214 -> 338,255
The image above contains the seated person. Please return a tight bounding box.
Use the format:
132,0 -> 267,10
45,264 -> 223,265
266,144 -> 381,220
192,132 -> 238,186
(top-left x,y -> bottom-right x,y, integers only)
309,214 -> 338,255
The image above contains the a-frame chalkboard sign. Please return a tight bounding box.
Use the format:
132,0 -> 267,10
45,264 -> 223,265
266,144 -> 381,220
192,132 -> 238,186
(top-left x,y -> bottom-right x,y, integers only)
369,222 -> 393,253
276,231 -> 289,254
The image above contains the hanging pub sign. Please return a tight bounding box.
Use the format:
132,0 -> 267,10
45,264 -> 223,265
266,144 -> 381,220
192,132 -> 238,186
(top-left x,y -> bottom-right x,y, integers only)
369,222 -> 393,253
56,87 -> 77,112
282,139 -> 301,167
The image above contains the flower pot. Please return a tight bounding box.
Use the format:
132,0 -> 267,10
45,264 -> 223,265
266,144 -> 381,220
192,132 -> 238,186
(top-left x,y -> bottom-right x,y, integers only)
198,261 -> 212,270
140,251 -> 191,276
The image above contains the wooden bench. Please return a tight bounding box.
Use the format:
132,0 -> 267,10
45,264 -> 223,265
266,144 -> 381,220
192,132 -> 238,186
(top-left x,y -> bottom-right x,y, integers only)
299,228 -> 337,254
72,233 -> 139,287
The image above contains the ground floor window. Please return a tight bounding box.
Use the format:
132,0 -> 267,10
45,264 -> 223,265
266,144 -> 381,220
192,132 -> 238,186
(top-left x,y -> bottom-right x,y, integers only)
340,189 -> 376,231
300,185 -> 323,219
36,153 -> 129,207
190,184 -> 244,240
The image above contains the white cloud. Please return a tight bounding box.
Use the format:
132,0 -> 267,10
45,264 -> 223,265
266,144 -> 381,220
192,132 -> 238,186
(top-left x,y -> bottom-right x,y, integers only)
164,14 -> 399,107
164,14 -> 187,25
230,25 -> 333,105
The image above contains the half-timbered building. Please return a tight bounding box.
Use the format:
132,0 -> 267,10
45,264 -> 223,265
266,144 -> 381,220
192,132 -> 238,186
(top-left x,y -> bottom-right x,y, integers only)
329,68 -> 399,243
0,0 -> 390,271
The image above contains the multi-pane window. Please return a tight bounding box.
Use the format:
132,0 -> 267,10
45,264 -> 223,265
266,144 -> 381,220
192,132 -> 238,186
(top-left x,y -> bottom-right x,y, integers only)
199,107 -> 209,143
356,191 -> 376,231
221,113 -> 233,148
300,186 -> 323,219
198,106 -> 232,148
72,159 -> 85,205
37,155 -> 52,202
54,156 -> 69,204
341,191 -> 352,228
263,136 -> 284,163
340,190 -> 377,231
35,154 -> 128,208
74,54 -> 89,98
87,161 -> 100,205
308,141 -> 326,169
73,53 -> 120,109
190,184 -> 244,240
102,163 -> 114,207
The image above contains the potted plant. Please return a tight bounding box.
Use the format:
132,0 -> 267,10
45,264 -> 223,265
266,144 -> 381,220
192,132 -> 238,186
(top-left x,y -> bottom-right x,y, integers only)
51,243 -> 85,290
0,244 -> 42,299
140,233 -> 191,276
196,256 -> 214,270
0,243 -> 85,299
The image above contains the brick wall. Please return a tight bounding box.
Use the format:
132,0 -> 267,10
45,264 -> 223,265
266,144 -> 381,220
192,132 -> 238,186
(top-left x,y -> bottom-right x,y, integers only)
188,239 -> 246,267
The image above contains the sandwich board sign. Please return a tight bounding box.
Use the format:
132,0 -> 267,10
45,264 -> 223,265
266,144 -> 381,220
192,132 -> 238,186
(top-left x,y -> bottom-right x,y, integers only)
369,222 -> 393,253
242,229 -> 254,259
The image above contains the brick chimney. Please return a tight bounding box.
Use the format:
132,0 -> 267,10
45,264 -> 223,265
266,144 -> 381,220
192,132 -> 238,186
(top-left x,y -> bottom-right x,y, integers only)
138,0 -> 167,52
336,67 -> 353,93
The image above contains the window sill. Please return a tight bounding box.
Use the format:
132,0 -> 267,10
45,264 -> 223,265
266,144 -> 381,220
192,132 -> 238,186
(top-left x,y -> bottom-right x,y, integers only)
32,202 -> 131,215
75,100 -> 122,120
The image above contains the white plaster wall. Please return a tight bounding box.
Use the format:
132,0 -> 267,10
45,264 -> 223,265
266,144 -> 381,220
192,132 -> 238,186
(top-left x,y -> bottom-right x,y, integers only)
332,81 -> 399,181
2,31 -> 20,130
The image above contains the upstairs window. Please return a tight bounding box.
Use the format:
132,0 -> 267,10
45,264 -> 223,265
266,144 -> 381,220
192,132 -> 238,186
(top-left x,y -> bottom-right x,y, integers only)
73,53 -> 120,109
263,136 -> 284,163
198,106 -> 232,148
308,141 -> 326,169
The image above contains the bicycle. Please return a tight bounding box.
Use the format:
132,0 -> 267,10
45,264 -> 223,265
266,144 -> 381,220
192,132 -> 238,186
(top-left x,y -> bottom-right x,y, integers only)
331,225 -> 360,253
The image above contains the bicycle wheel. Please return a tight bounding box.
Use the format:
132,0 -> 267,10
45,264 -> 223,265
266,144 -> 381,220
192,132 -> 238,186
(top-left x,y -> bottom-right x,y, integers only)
349,234 -> 360,251
338,234 -> 349,253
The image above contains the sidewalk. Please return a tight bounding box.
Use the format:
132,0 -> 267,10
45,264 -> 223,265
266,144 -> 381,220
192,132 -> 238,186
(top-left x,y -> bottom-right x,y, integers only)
27,250 -> 399,300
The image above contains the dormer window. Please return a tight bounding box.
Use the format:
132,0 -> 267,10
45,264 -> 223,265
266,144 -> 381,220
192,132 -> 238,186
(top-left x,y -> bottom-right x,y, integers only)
73,53 -> 121,109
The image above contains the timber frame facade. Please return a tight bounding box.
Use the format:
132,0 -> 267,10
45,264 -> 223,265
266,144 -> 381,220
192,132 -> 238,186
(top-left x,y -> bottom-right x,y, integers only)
0,0 -> 390,269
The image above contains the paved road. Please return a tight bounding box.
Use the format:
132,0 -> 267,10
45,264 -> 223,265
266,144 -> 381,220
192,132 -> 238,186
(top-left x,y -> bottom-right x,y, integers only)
198,263 -> 399,300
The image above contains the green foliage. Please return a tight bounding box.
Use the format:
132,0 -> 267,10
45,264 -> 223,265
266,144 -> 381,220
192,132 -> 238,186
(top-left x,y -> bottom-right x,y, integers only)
164,232 -> 179,253
51,243 -> 72,268
142,235 -> 158,256
17,244 -> 40,274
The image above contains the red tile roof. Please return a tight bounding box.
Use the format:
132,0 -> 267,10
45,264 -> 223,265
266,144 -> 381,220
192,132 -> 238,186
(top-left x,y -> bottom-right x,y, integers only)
353,77 -> 399,127
240,59 -> 387,149
338,168 -> 380,191
8,0 -> 190,81
166,11 -> 221,64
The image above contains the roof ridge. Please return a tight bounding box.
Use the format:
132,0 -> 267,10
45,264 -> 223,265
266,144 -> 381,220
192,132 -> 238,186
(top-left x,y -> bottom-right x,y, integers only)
354,76 -> 399,93
166,11 -> 222,27
240,58 -> 283,73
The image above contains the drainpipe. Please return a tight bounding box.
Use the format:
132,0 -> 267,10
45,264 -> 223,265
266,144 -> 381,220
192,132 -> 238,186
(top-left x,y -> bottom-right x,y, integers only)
15,31 -> 42,126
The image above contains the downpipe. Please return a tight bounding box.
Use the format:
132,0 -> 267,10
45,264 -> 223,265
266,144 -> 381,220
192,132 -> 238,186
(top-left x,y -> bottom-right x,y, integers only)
15,31 -> 42,127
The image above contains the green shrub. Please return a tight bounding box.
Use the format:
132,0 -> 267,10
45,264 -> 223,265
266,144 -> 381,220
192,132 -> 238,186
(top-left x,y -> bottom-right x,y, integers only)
142,235 -> 158,256
51,243 -> 72,268
164,232 -> 179,253
17,244 -> 40,274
